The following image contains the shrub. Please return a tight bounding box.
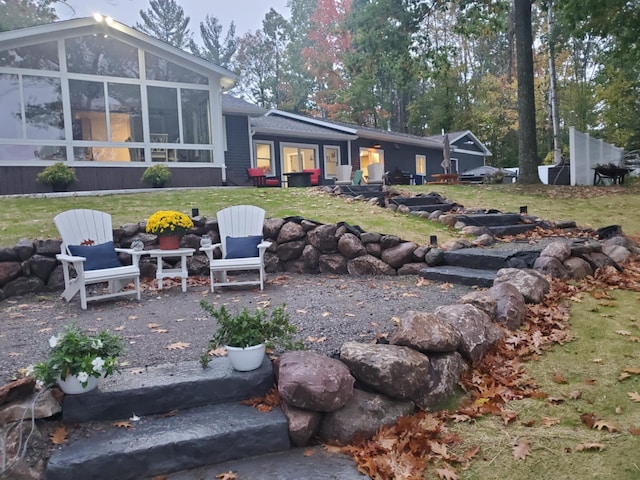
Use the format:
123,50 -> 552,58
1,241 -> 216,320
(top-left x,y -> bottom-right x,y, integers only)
141,164 -> 172,187
36,162 -> 77,190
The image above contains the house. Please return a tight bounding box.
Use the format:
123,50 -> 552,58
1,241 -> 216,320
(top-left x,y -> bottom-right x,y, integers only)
0,17 -> 491,194
0,16 -> 235,194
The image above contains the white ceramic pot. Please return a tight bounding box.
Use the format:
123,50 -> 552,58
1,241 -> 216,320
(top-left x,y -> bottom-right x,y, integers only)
225,344 -> 266,372
57,374 -> 99,394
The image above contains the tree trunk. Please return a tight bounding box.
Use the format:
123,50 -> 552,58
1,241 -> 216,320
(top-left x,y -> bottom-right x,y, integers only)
548,0 -> 563,165
515,0 -> 541,183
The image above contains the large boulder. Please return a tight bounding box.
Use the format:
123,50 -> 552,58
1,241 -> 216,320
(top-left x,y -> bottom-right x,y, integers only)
339,342 -> 430,401
459,291 -> 497,319
602,244 -> 631,264
276,351 -> 354,412
388,311 -> 461,353
319,253 -> 348,274
263,217 -> 285,239
347,255 -> 397,276
381,242 -> 417,269
0,378 -> 35,407
34,238 -> 62,256
277,221 -> 307,243
420,352 -> 469,408
26,255 -> 58,282
0,262 -> 21,288
3,276 -> 45,297
563,256 -> 593,279
307,224 -> 338,253
493,268 -> 550,304
277,240 -> 307,262
337,233 -> 367,259
486,282 -> 527,330
434,304 -> 502,364
14,239 -> 35,261
0,389 -> 62,424
280,401 -> 322,447
319,389 -> 415,445
533,256 -> 569,279
539,241 -> 572,262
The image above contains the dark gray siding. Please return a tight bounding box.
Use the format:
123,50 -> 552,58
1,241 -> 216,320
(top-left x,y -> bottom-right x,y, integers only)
223,115 -> 252,186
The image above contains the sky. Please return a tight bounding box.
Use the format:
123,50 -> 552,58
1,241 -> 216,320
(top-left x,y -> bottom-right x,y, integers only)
54,0 -> 290,36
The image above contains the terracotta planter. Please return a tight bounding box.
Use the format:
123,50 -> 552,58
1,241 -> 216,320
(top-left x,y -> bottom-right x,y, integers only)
225,344 -> 266,372
158,235 -> 181,250
57,374 -> 99,394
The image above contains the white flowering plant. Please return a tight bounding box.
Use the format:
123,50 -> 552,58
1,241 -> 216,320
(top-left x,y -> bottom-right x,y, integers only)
30,324 -> 124,387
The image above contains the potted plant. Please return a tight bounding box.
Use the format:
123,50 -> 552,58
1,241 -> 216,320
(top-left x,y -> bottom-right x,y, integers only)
36,162 -> 77,191
199,301 -> 303,371
141,164 -> 172,188
145,210 -> 194,249
30,323 -> 124,394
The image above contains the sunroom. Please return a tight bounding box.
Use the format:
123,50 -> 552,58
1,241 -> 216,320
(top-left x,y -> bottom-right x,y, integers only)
0,17 -> 235,194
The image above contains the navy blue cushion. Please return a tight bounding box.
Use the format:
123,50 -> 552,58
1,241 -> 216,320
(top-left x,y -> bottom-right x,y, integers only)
225,236 -> 262,259
68,241 -> 123,271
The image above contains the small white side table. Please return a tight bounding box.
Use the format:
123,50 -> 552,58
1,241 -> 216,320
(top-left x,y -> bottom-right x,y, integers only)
148,248 -> 195,292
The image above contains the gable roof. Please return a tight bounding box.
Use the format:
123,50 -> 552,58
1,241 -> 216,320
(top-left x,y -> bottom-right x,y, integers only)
428,130 -> 492,156
222,95 -> 267,116
265,110 -> 444,149
251,115 -> 357,141
0,17 -> 236,87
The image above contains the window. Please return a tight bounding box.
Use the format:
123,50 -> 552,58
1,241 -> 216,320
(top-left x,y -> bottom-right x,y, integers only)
0,42 -> 59,71
416,154 -> 426,175
66,36 -> 139,78
181,89 -> 210,144
254,141 -> 275,175
359,147 -> 384,178
145,52 -> 208,84
282,144 -> 317,173
324,146 -> 340,178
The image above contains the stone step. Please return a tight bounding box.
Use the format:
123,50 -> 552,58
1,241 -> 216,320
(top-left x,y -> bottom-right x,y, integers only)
62,358 -> 275,422
443,248 -> 540,270
46,402 -> 290,480
338,185 -> 385,197
486,224 -> 539,236
159,447 -> 368,480
390,195 -> 447,206
455,213 -> 523,226
406,203 -> 455,213
420,266 -> 497,287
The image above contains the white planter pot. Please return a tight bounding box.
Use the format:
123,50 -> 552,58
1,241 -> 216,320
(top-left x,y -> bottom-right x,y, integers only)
57,374 -> 99,394
225,344 -> 266,372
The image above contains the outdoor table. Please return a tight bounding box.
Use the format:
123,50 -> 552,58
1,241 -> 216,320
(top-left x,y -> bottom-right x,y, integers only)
430,173 -> 461,184
592,166 -> 631,185
284,171 -> 312,187
148,248 -> 195,292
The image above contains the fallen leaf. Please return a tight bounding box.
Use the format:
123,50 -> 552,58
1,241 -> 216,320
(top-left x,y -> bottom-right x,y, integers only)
208,347 -> 227,357
592,358 -> 603,364
580,413 -> 597,429
624,367 -> 640,375
568,390 -> 582,400
322,311 -> 331,317
552,372 -> 567,384
344,313 -> 355,317
512,441 -> 530,460
147,323 -> 160,329
430,441 -> 449,459
158,409 -> 177,418
296,309 -> 307,314
167,341 -> 190,350
615,406 -> 623,414
113,421 -> 132,429
128,316 -> 138,320
542,417 -> 560,427
114,325 -> 126,331
130,413 -> 140,421
627,392 -> 640,403
629,425 -> 640,436
215,471 -> 237,480
616,330 -> 631,336
547,396 -> 565,404
435,466 -> 458,480
303,448 -> 316,457
154,329 -> 169,334
593,420 -> 617,432
49,425 -> 67,445
575,443 -> 605,452
618,372 -> 631,381
463,445 -> 481,461
500,410 -> 519,425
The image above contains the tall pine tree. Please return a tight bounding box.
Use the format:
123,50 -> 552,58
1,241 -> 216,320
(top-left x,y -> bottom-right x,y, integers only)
136,0 -> 192,50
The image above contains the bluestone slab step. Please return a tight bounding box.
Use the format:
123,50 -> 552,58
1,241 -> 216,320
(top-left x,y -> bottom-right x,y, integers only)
46,402 -> 290,480
455,213 -> 523,226
63,358 -> 275,422
162,447 -> 370,480
391,195 -> 447,206
486,224 -> 539,236
407,203 -> 455,213
420,266 -> 497,287
443,248 -> 540,270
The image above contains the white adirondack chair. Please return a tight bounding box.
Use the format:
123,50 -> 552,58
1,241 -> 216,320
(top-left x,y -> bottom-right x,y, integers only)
54,209 -> 145,309
334,165 -> 352,185
367,163 -> 385,184
200,205 -> 271,292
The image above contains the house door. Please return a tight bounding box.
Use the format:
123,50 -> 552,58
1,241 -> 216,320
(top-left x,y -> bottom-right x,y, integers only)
359,147 -> 384,180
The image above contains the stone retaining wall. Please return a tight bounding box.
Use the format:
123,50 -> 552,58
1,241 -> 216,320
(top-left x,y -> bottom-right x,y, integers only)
0,215 -> 430,302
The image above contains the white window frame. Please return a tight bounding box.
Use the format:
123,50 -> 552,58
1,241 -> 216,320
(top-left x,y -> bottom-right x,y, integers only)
323,145 -> 340,180
280,142 -> 319,174
415,154 -> 426,175
253,140 -> 275,176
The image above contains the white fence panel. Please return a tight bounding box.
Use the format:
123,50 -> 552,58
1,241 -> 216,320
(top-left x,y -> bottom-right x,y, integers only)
569,127 -> 624,185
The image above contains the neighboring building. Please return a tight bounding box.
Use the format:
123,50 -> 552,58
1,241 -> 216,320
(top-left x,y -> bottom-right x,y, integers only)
0,17 -> 491,194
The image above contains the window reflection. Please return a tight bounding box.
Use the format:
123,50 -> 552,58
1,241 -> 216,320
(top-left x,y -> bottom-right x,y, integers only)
0,145 -> 65,161
0,42 -> 59,71
70,79 -> 107,143
66,35 -> 139,78
0,74 -> 21,138
181,89 -> 210,144
145,52 -> 208,84
147,86 -> 179,144
24,76 -> 64,140
108,83 -> 143,142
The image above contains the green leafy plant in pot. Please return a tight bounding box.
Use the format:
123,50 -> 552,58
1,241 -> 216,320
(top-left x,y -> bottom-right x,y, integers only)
141,164 -> 172,188
199,301 -> 303,371
30,323 -> 124,394
36,162 -> 78,191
